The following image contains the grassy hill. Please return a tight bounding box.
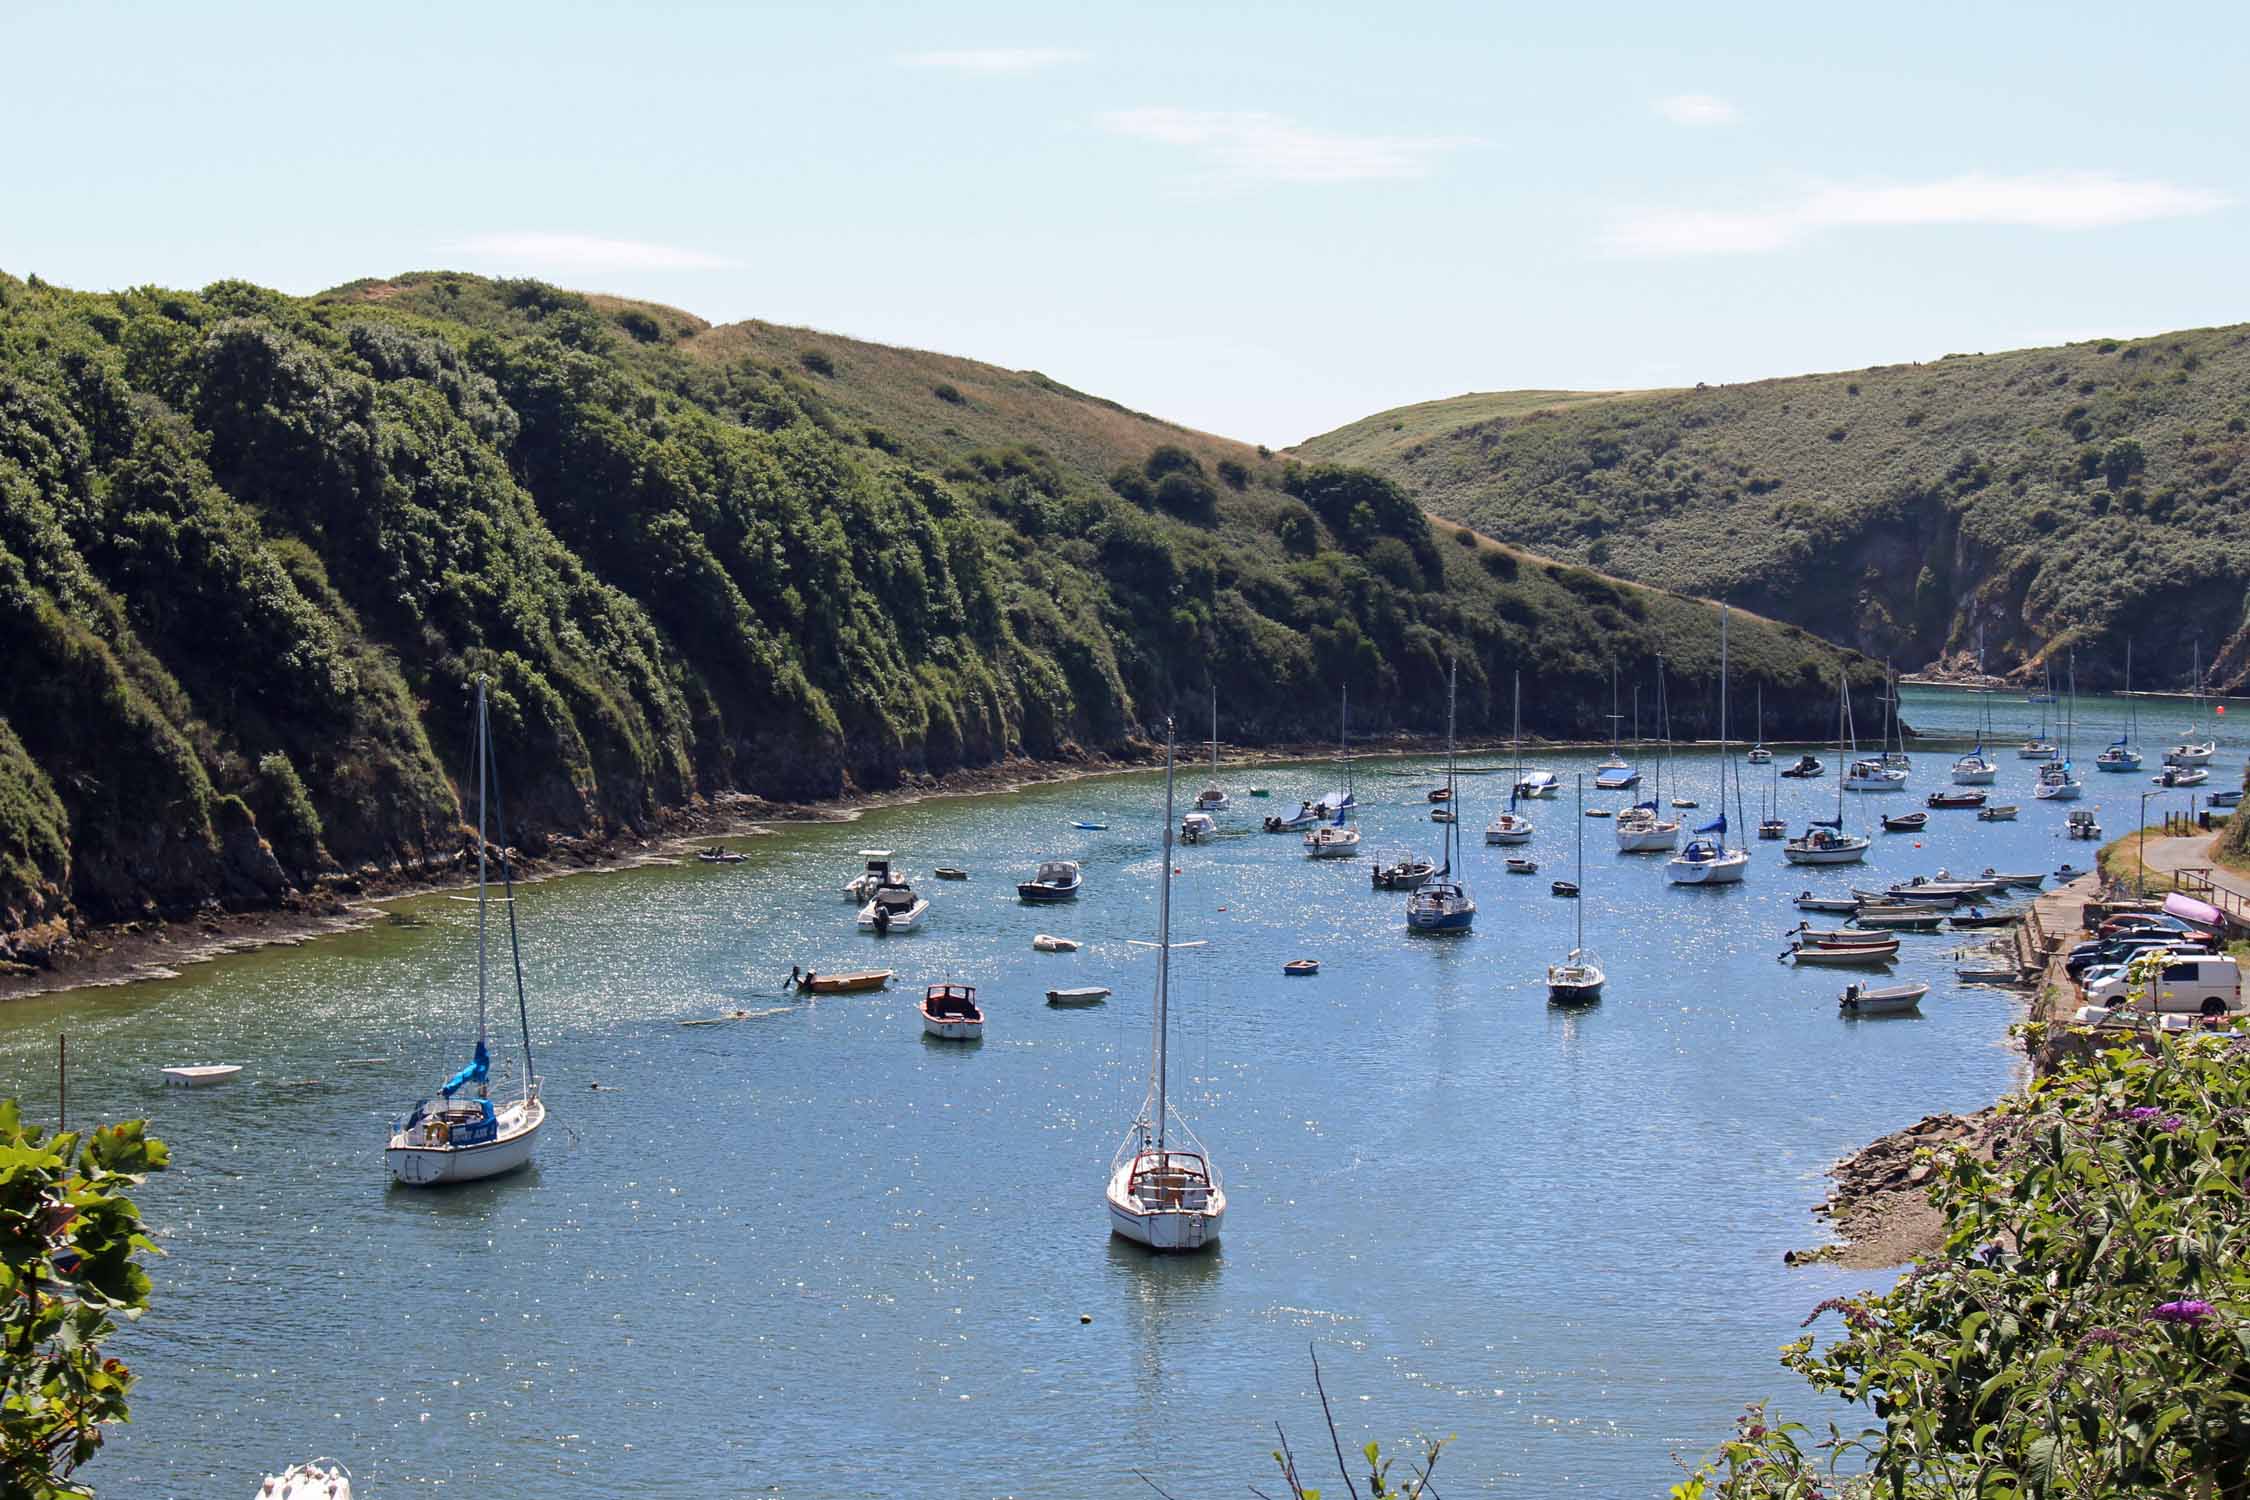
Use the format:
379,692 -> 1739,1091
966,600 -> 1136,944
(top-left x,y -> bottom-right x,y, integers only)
0,269 -> 1868,958
1295,327 -> 2250,690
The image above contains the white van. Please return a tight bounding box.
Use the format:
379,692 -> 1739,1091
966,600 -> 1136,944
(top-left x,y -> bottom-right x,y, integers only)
2085,953 -> 2242,1016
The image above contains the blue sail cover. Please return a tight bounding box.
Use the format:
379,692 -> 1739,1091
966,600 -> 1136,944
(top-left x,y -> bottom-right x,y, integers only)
1632,799 -> 1656,813
1695,812 -> 1727,835
2110,734 -> 2129,747
442,1037 -> 491,1098
1811,816 -> 1842,828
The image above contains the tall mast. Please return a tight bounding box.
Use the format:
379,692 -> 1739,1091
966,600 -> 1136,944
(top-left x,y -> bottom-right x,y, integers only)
474,678 -> 490,1049
1835,665 -> 1847,829
1446,657 -> 1459,870
1608,665 -> 1621,752
1717,606 -> 1730,852
1153,722 -> 1176,1150
1340,683 -> 1350,795
1209,685 -> 1218,777
1511,673 -> 1521,780
1574,773 -> 1584,952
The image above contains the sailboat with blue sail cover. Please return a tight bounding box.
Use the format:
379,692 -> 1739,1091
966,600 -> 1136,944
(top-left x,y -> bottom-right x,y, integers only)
1785,666 -> 1870,865
2096,640 -> 2143,770
387,677 -> 546,1186
1408,659 -> 1476,933
1953,630 -> 1999,784
1668,606 -> 1750,885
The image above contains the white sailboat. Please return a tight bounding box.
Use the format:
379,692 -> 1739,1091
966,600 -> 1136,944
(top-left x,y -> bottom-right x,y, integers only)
1107,723 -> 1224,1253
1488,672 -> 1536,843
1668,607 -> 1750,885
1547,774 -> 1603,1001
2096,640 -> 2142,771
1617,657 -> 1682,852
2165,641 -> 2216,767
1407,659 -> 1476,933
1785,666 -> 1871,865
1845,664 -> 1908,788
1594,665 -> 1639,789
1877,662 -> 1912,774
2017,663 -> 2058,759
386,677 -> 546,1187
1952,630 -> 1999,784
1746,684 -> 1773,764
1194,685 -> 1229,811
2034,654 -> 2085,800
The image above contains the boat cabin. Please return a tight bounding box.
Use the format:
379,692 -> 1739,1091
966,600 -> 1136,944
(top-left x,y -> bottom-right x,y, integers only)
1030,859 -> 1078,887
923,983 -> 982,1020
1125,1148 -> 1215,1211
399,1096 -> 498,1149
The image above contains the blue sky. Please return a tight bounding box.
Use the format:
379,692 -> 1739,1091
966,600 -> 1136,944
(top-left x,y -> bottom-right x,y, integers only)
6,0 -> 2243,445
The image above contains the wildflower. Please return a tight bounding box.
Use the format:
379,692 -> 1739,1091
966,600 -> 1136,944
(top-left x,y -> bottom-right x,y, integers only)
2076,1328 -> 2128,1349
2159,1116 -> 2185,1132
2151,1300 -> 2215,1325
2128,1106 -> 2162,1120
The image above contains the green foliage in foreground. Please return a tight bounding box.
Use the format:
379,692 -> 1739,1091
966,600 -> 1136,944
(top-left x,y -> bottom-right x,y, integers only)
0,1103 -> 167,1497
1678,1034 -> 2250,1498
1297,328 -> 2250,682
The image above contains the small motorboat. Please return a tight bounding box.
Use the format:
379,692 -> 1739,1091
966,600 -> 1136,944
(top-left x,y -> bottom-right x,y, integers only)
933,866 -> 969,880
162,1064 -> 243,1088
1850,907 -> 1946,931
1505,856 -> 1538,875
1047,986 -> 1111,1007
919,983 -> 984,1040
1072,820 -> 1108,831
1977,804 -> 2019,821
1032,933 -> 1081,952
1593,762 -> 1640,791
1585,807 -> 1613,818
1795,891 -> 1860,913
2155,766 -> 2210,788
845,849 -> 897,901
1282,958 -> 1320,977
1926,790 -> 1986,809
1980,866 -> 2045,889
858,869 -> 930,932
1948,908 -> 2022,930
1371,850 -> 1437,891
1484,812 -> 1533,845
1514,770 -> 1561,799
1758,817 -> 1788,840
1882,811 -> 1928,832
1180,811 -> 1218,844
1430,807 -> 1457,824
1017,859 -> 1083,902
1247,787 -> 1271,798
2017,740 -> 2057,760
791,966 -> 893,994
1790,938 -> 1901,965
1779,755 -> 1825,779
695,847 -> 746,864
1746,744 -> 1774,765
2065,810 -> 2102,840
1839,981 -> 1928,1016
1671,798 -> 1698,809
1303,819 -> 1361,859
2055,863 -> 2086,880
1552,880 -> 1579,898
1788,923 -> 1898,946
1427,786 -> 1453,803
2211,789 -> 2243,809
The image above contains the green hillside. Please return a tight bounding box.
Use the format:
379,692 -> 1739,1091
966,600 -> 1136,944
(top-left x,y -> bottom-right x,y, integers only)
1295,327 -> 2250,689
0,270 -> 1867,959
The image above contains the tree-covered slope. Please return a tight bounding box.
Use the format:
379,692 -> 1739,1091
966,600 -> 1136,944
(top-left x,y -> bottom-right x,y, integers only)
1295,327 -> 2250,689
0,270 -> 1866,958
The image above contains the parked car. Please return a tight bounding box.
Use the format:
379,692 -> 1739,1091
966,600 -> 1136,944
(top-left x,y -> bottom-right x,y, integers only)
2085,953 -> 2242,1015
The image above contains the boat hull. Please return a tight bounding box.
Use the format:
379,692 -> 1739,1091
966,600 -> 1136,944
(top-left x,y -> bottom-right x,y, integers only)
858,897 -> 930,930
387,1098 -> 544,1187
1951,765 -> 1997,785
1667,852 -> 1749,884
1782,842 -> 1869,865
1792,943 -> 1898,965
1106,1168 -> 1224,1252
1405,906 -> 1475,933
921,1014 -> 983,1039
1017,883 -> 1079,903
1614,823 -> 1680,852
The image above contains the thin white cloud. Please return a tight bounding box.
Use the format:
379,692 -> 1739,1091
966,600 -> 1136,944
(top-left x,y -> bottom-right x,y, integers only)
447,232 -> 738,272
898,47 -> 1086,72
1605,171 -> 2228,257
1102,108 -> 1476,184
1656,93 -> 1740,127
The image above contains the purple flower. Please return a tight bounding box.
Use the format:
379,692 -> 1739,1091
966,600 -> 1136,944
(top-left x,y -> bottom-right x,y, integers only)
2129,1107 -> 2162,1120
2159,1116 -> 2186,1133
2152,1300 -> 2215,1326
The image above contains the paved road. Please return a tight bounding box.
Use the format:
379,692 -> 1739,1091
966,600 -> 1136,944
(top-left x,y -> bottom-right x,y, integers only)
2136,831 -> 2250,918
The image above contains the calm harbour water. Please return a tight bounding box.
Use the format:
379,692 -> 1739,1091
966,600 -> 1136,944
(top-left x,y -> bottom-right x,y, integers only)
3,687 -> 2236,1496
